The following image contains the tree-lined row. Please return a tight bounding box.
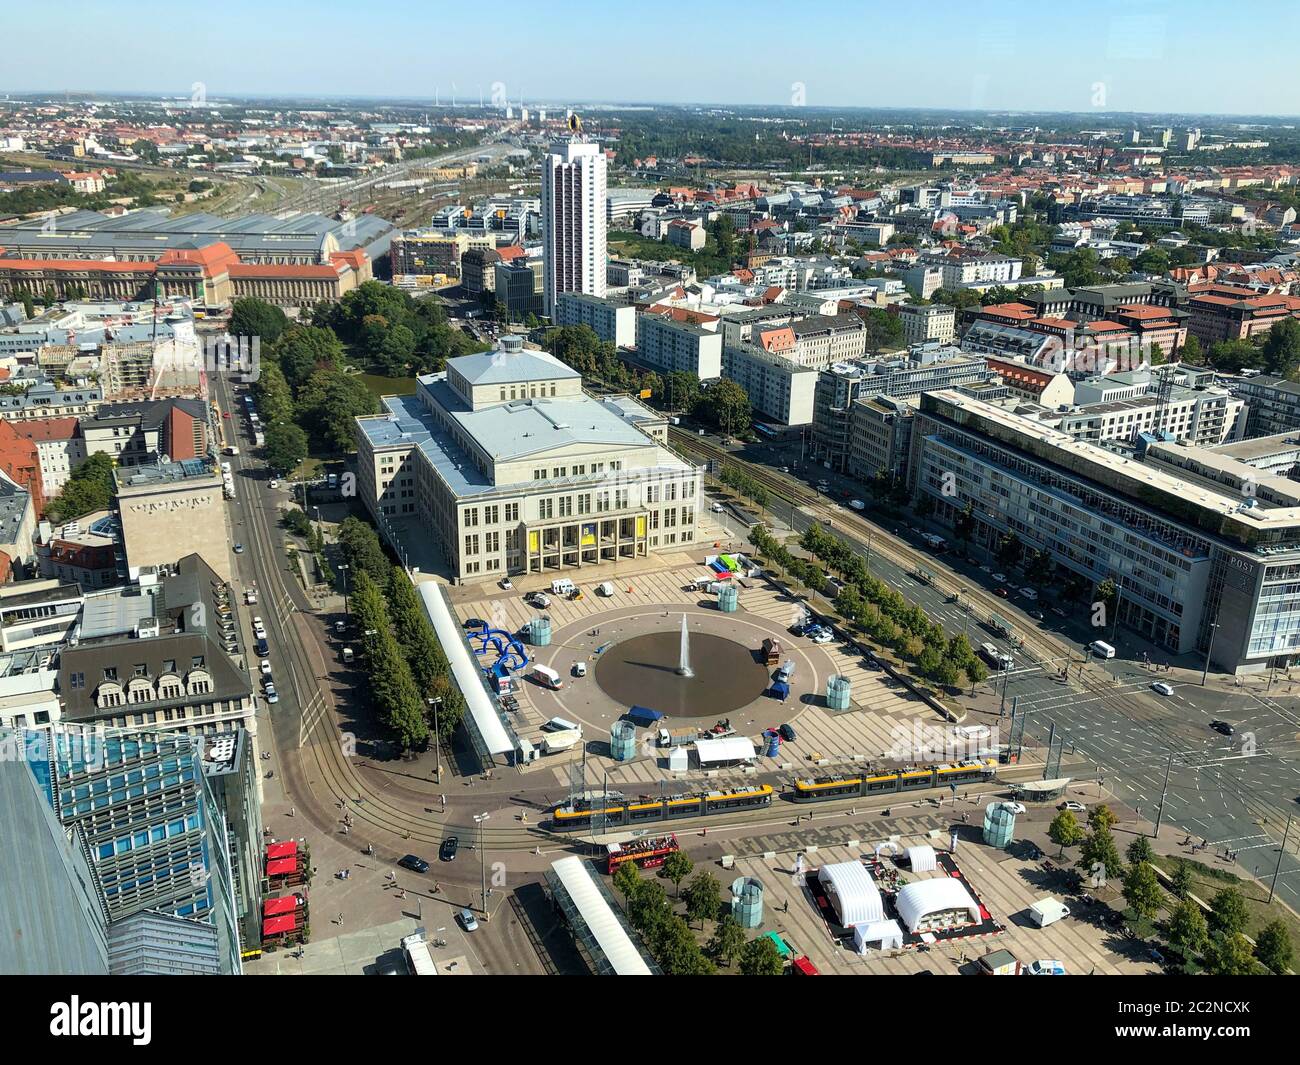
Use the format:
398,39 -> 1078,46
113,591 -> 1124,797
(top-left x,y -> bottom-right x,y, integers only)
337,517 -> 466,750
748,523 -> 988,689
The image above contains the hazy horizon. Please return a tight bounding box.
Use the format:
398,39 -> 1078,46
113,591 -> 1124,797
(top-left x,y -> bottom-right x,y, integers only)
5,0 -> 1300,118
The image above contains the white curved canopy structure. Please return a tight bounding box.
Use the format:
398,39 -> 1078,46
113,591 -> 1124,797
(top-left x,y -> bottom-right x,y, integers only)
817,861 -> 883,927
896,878 -> 980,933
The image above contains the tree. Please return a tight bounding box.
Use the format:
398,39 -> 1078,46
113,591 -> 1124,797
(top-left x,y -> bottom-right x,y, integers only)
1125,836 -> 1154,866
1169,861 -> 1194,901
296,368 -> 379,453
1088,804 -> 1118,833
1253,919 -> 1293,975
739,934 -> 786,975
1078,826 -> 1125,884
1048,810 -> 1086,857
665,370 -> 701,413
1122,861 -> 1163,922
1207,888 -> 1249,941
1204,932 -> 1258,976
612,858 -> 641,902
1167,899 -> 1208,962
230,297 -> 288,346
1208,338 -> 1264,374
337,516 -> 390,584
661,850 -> 693,897
996,533 -> 1023,569
627,879 -> 671,942
45,452 -> 116,523
1133,247 -> 1171,276
700,378 -> 752,437
252,360 -> 295,425
860,307 -> 905,351
683,871 -> 721,929
271,325 -> 343,392
707,913 -> 746,968
18,291 -> 34,320
1262,317 -> 1300,379
1180,332 -> 1204,365
263,421 -> 308,474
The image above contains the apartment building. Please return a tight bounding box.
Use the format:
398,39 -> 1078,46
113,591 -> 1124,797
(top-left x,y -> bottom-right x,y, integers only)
555,292 -> 636,348
541,137 -> 607,318
635,313 -> 723,379
721,342 -> 818,426
908,390 -> 1300,673
789,314 -> 868,370
354,336 -> 700,583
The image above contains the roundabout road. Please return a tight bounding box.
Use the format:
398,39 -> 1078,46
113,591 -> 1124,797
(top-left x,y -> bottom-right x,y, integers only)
523,603 -> 846,740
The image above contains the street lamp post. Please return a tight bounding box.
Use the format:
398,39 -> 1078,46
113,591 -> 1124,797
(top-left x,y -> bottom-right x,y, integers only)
427,697 -> 442,780
1201,616 -> 1220,686
338,564 -> 350,614
474,812 -> 490,914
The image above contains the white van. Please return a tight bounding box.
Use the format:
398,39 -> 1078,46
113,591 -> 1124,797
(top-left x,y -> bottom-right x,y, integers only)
531,665 -> 563,690
776,659 -> 796,682
595,581 -> 615,597
1089,640 -> 1117,660
542,716 -> 580,734
1028,898 -> 1071,928
550,578 -> 576,597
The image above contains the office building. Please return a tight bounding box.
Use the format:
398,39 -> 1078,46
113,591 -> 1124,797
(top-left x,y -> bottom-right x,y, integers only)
495,258 -> 544,319
908,390 -> 1300,674
114,459 -> 230,584
354,336 -> 700,582
1227,375 -> 1300,437
894,303 -> 956,347
542,135 -> 607,317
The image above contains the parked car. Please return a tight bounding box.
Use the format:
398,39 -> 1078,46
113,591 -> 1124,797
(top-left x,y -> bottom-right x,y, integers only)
994,587 -> 1009,598
991,572 -> 1007,583
259,659 -> 272,676
811,628 -> 833,644
1058,801 -> 1086,812
462,617 -> 486,630
398,854 -> 429,874
233,543 -> 245,554
1150,681 -> 1174,697
1003,802 -> 1027,815
264,683 -> 278,704
1210,720 -> 1235,736
268,479 -> 279,489
1020,587 -> 1039,600
525,591 -> 551,608
1024,959 -> 1067,976
499,577 -> 513,590
849,499 -> 866,511
439,837 -> 459,862
458,907 -> 479,932
710,502 -> 726,512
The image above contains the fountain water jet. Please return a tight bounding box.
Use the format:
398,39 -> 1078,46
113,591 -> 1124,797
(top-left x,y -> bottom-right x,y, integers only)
676,614 -> 694,678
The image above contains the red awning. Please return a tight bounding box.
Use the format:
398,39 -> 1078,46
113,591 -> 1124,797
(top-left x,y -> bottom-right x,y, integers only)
792,955 -> 821,975
262,914 -> 299,937
263,895 -> 300,917
265,840 -> 298,861
266,857 -> 298,877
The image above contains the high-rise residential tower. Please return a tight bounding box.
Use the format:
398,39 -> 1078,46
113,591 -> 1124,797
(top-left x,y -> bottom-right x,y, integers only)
541,118 -> 606,318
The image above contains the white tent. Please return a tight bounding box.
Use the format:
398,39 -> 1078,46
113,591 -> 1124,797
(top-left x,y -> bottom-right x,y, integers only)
667,746 -> 689,772
906,844 -> 937,872
853,919 -> 904,954
817,861 -> 884,927
896,878 -> 981,933
694,737 -> 756,766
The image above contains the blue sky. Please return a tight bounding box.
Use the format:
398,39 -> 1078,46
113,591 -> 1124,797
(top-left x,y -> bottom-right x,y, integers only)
4,0 -> 1298,116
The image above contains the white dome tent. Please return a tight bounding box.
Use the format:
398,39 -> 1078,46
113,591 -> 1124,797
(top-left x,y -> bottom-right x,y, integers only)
817,861 -> 884,927
906,844 -> 937,872
853,919 -> 904,954
896,878 -> 981,934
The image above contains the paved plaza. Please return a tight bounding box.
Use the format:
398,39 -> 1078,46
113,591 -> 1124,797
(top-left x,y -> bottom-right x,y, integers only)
452,558 -> 950,796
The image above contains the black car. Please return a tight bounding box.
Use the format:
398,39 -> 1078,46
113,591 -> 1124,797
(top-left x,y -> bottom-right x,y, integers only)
778,723 -> 797,742
398,854 -> 429,874
1210,720 -> 1235,736
439,836 -> 459,862
462,617 -> 486,631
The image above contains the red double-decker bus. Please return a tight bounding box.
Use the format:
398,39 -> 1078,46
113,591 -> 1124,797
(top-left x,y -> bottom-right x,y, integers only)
605,834 -> 680,875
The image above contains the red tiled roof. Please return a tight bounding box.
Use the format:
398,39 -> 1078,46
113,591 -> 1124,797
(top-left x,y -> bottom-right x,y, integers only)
13,416 -> 78,442
495,245 -> 526,262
